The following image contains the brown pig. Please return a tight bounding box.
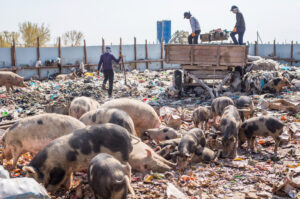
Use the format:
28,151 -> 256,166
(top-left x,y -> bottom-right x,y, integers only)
192,106 -> 212,129
69,96 -> 101,119
239,116 -> 284,155
220,105 -> 241,158
1,113 -> 86,169
56,71 -> 77,81
79,108 -> 137,136
129,140 -> 176,173
0,71 -> 26,92
101,98 -> 161,137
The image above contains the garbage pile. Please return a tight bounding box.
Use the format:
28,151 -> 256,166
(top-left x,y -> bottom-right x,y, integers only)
0,59 -> 299,199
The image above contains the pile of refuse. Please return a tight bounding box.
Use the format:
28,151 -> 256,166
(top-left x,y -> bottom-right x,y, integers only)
0,58 -> 300,199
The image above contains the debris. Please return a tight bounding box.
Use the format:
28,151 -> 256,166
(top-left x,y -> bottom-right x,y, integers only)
166,183 -> 188,199
0,177 -> 50,199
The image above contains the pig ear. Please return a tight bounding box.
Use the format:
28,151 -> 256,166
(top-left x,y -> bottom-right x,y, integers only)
145,149 -> 152,158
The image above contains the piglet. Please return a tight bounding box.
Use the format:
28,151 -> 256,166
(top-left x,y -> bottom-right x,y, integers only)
0,71 -> 26,92
235,96 -> 255,121
56,72 -> 77,81
143,126 -> 178,142
176,128 -> 206,169
220,105 -> 241,158
262,77 -> 291,93
69,96 -> 100,119
211,96 -> 234,122
80,108 -> 136,136
239,116 -> 284,155
192,106 -> 212,129
23,123 -> 132,193
88,153 -> 135,199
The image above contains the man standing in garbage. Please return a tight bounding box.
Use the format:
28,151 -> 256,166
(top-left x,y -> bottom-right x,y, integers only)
97,46 -> 122,97
230,5 -> 246,45
184,12 -> 201,44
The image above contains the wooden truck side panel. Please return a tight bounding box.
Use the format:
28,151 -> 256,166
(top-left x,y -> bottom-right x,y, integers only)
165,44 -> 248,67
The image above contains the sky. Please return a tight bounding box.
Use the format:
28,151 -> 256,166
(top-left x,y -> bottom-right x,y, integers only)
1,0 -> 300,45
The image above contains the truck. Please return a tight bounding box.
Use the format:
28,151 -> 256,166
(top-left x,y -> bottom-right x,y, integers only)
164,44 -> 249,98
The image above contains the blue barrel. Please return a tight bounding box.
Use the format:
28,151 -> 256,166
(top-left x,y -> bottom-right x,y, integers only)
157,20 -> 171,43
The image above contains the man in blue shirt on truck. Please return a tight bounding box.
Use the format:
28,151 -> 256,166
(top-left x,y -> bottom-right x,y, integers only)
230,5 -> 246,45
97,47 -> 122,97
184,12 -> 201,44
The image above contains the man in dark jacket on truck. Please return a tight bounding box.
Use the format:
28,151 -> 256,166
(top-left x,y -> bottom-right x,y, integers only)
230,5 -> 246,45
184,12 -> 201,44
97,46 -> 122,97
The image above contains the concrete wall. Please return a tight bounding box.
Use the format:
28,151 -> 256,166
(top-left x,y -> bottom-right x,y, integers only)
0,43 -> 299,79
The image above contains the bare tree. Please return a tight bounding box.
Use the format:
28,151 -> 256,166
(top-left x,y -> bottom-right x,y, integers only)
19,21 -> 50,47
62,30 -> 84,46
0,31 -> 20,47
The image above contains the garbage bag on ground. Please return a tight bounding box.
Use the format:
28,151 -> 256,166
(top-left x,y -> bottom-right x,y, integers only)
0,177 -> 50,199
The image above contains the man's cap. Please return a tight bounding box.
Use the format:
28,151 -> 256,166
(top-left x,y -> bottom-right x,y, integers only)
231,5 -> 238,11
106,46 -> 111,50
184,12 -> 191,19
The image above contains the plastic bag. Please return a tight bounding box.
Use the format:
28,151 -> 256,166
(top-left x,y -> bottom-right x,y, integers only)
0,177 -> 50,199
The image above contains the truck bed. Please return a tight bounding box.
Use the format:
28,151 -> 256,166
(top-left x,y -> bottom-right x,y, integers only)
165,44 -> 248,67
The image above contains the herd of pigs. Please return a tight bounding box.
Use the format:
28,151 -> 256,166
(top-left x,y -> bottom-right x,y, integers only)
0,70 -> 294,198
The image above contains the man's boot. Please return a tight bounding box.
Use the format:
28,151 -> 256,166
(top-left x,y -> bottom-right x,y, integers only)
102,84 -> 106,90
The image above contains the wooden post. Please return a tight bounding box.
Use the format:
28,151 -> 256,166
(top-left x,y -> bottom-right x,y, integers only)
134,37 -> 137,69
58,37 -> 62,74
120,38 -> 122,70
37,37 -> 41,79
254,41 -> 258,56
102,38 -> 105,54
161,37 -> 164,69
290,41 -> 294,66
145,40 -> 149,69
11,39 -> 17,73
273,40 -> 276,57
83,40 -> 87,64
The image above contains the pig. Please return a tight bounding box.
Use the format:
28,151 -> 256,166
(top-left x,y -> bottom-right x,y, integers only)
191,147 -> 219,163
238,116 -> 284,155
129,140 -> 176,173
0,71 -> 26,92
79,108 -> 137,136
56,71 -> 77,81
192,106 -> 212,129
143,126 -> 178,142
1,113 -> 86,169
176,128 -> 206,169
235,96 -> 255,121
262,77 -> 291,93
211,96 -> 234,122
69,96 -> 101,119
220,105 -> 241,158
23,124 -> 132,193
157,138 -> 181,163
88,153 -> 135,199
101,98 -> 161,137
